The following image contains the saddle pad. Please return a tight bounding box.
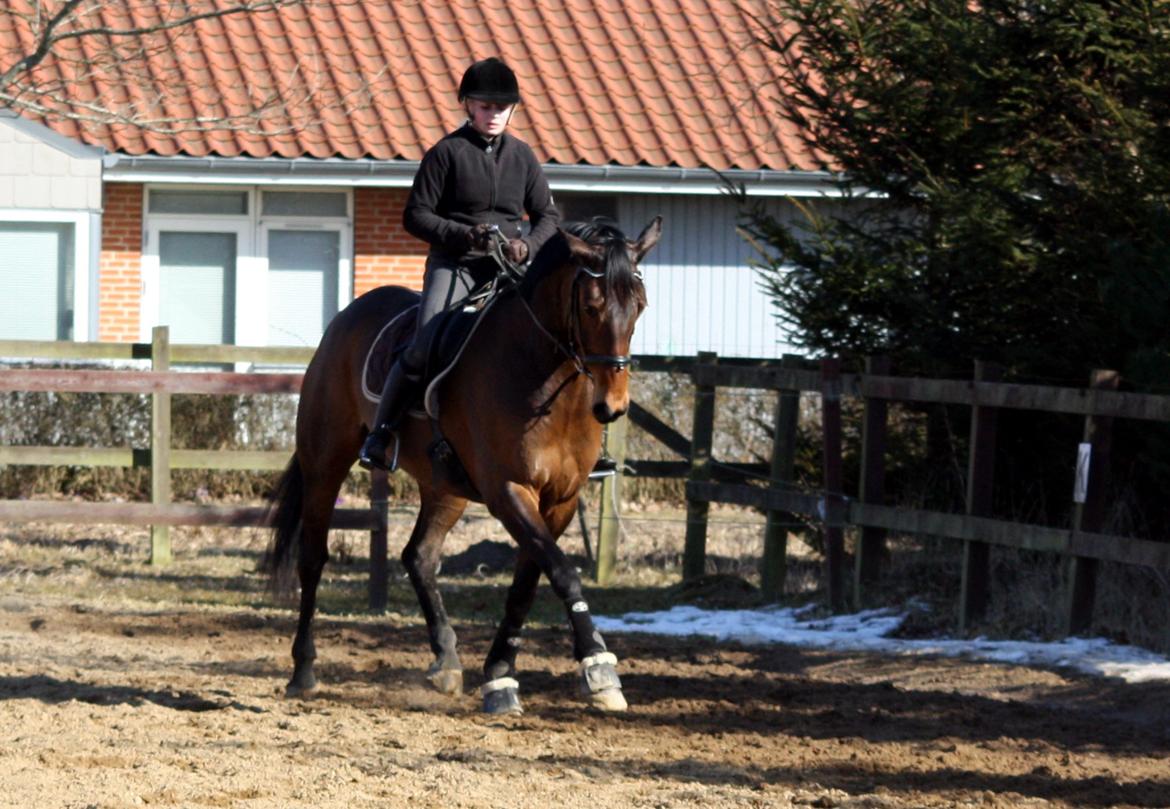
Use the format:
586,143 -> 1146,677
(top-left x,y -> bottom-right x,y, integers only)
361,305 -> 419,404
362,295 -> 500,420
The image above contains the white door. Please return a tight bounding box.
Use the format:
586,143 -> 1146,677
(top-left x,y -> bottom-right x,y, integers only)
142,220 -> 255,344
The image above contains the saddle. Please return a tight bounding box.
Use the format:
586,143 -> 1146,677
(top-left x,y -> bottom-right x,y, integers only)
361,301 -> 490,419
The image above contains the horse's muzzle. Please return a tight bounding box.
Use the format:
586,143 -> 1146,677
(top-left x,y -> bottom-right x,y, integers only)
592,402 -> 627,424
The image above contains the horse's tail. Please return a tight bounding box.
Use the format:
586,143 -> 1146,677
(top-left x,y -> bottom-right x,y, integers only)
262,454 -> 304,593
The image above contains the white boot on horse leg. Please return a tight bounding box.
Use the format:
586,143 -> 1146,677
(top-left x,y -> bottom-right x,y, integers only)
580,651 -> 627,711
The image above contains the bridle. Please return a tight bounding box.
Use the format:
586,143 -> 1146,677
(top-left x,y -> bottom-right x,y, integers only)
486,230 -> 636,379
567,267 -> 635,375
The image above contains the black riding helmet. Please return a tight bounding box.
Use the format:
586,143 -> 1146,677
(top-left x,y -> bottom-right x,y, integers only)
458,58 -> 521,105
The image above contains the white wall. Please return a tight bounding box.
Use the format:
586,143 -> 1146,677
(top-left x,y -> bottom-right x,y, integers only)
0,115 -> 102,212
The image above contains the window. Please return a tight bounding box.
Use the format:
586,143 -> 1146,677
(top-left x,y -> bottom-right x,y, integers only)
142,186 -> 351,347
149,189 -> 249,216
0,221 -> 76,340
157,231 -> 237,344
556,192 -> 618,225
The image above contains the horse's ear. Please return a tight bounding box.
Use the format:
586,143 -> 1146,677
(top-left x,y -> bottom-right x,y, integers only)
563,229 -> 605,272
632,216 -> 663,263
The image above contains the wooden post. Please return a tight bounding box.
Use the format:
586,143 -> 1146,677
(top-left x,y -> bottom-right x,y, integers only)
683,351 -> 717,581
853,356 -> 890,608
595,415 -> 629,585
959,361 -> 1002,632
820,358 -> 846,612
1066,369 -> 1119,635
369,468 -> 390,612
761,354 -> 801,601
149,326 -> 172,566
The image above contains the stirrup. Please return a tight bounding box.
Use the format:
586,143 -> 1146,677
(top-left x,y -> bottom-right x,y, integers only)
358,429 -> 400,473
588,455 -> 620,480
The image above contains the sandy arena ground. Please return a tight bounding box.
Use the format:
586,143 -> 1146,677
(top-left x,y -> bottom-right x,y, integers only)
1,507 -> 1168,808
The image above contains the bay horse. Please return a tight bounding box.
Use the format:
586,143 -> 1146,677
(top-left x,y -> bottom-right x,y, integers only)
266,217 -> 662,714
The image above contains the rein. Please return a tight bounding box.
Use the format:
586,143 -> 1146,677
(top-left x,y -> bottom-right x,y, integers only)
485,231 -> 634,379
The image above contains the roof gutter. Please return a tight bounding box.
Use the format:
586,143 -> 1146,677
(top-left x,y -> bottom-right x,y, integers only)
100,153 -> 846,198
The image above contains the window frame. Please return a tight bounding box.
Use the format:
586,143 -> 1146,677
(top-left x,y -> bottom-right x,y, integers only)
141,185 -> 353,346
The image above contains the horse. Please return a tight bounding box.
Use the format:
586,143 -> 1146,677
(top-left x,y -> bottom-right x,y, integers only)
266,217 -> 662,714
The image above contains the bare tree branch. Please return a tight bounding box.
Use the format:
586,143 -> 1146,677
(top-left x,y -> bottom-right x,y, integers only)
0,0 -> 386,140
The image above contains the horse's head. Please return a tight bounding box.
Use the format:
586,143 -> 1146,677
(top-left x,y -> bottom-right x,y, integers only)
559,217 -> 662,423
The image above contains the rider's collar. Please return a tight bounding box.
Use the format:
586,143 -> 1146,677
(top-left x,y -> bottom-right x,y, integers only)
462,122 -> 504,153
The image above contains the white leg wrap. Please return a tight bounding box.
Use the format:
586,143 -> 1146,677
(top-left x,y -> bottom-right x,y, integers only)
480,676 -> 520,696
580,651 -> 618,672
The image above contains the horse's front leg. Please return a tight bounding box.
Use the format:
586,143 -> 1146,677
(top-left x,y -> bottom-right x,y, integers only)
401,487 -> 468,695
485,485 -> 626,713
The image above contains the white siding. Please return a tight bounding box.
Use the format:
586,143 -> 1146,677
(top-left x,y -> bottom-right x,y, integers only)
617,194 -> 802,359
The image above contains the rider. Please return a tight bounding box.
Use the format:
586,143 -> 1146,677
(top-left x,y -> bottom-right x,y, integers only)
359,57 -> 561,471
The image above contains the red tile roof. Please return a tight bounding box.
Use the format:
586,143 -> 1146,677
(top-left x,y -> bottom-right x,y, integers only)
1,0 -> 818,171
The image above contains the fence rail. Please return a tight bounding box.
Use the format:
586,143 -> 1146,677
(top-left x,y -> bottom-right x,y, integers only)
670,353 -> 1170,637
7,336 -> 1170,635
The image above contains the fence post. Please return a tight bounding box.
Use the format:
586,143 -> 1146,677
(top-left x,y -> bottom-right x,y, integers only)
1066,369 -> 1119,635
854,356 -> 890,608
150,326 -> 172,566
683,351 -> 717,581
595,414 -> 629,585
761,354 -> 801,601
959,361 -> 1002,632
820,358 -> 847,612
369,468 -> 390,611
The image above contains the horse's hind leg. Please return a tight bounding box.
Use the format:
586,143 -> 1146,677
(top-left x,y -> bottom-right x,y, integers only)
401,485 -> 468,695
287,448 -> 358,697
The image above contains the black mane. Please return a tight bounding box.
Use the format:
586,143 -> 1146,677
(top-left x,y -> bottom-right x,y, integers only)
521,218 -> 643,302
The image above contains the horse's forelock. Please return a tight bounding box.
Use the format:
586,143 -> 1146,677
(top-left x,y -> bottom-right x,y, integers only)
562,219 -> 645,306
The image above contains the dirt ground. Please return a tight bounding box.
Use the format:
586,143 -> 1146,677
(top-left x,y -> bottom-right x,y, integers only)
2,507 -> 1169,809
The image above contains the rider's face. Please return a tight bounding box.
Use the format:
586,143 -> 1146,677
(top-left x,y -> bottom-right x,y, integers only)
465,99 -> 513,138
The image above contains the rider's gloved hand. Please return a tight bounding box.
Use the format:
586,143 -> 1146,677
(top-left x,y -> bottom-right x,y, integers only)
467,223 -> 494,251
504,238 -> 529,264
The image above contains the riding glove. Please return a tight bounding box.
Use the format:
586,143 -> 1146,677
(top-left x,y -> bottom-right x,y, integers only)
504,238 -> 529,263
467,223 -> 494,251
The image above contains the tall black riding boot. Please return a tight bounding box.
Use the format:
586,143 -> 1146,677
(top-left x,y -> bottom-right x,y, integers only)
358,360 -> 423,472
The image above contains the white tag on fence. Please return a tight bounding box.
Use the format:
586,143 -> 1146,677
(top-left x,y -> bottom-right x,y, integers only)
1073,442 -> 1091,504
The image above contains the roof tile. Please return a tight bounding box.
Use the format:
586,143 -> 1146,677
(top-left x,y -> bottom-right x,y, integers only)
2,0 -> 821,171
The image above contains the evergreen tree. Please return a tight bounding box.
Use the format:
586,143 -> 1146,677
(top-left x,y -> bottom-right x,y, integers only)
744,0 -> 1170,386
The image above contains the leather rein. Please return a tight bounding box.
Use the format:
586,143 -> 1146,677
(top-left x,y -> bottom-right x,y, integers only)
487,232 -> 635,379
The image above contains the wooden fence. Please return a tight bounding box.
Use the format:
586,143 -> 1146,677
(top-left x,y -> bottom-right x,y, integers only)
6,335 -> 1170,634
658,352 -> 1170,636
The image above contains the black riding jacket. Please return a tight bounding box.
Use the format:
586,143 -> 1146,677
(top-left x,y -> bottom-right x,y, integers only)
403,124 -> 560,262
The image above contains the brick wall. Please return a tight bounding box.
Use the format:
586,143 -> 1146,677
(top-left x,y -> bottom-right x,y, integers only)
98,182 -> 142,342
354,187 -> 427,295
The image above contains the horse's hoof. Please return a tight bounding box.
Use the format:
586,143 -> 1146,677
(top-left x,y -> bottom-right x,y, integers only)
580,651 -> 627,712
588,687 -> 629,712
481,677 -> 523,715
284,671 -> 318,699
428,667 -> 464,696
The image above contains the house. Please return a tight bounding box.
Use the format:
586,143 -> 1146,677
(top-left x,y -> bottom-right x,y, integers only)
0,0 -> 840,358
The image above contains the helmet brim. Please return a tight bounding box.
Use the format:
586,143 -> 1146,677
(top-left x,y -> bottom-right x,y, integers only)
462,91 -> 521,105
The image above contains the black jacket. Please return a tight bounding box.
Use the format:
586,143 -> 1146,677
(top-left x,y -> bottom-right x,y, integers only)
403,124 -> 560,261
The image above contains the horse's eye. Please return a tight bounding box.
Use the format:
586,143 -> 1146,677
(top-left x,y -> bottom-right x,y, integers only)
584,304 -> 601,318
